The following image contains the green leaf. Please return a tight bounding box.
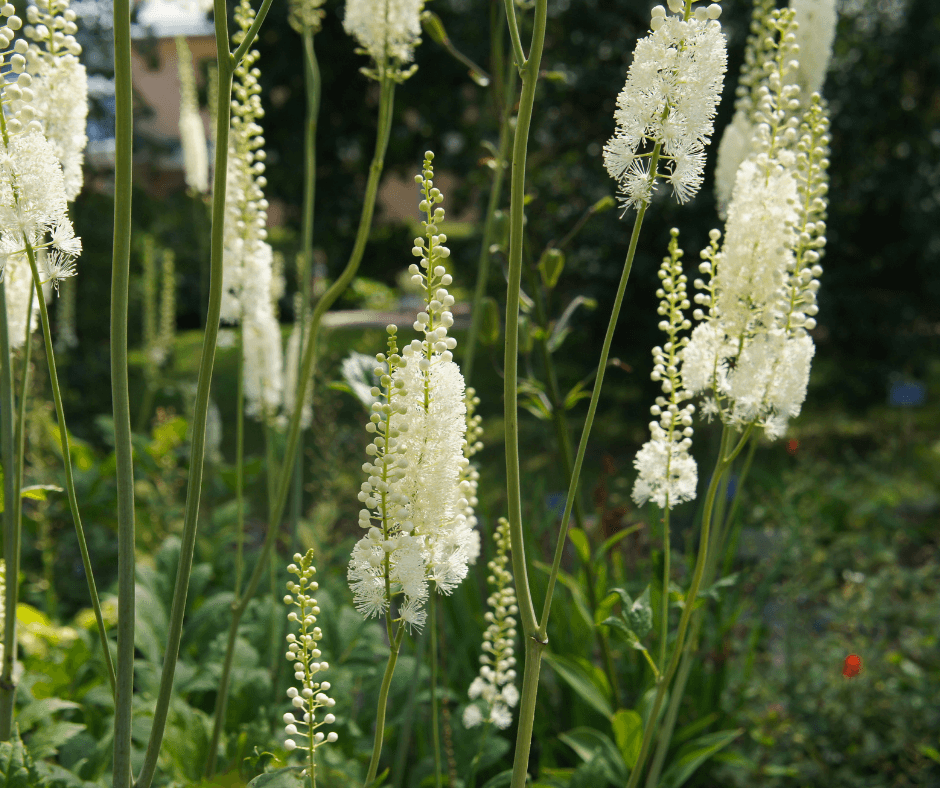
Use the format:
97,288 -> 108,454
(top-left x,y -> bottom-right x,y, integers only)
246,766 -> 306,787
611,709 -> 643,770
543,652 -> 613,719
479,296 -> 501,346
16,698 -> 81,732
563,379 -> 593,411
25,721 -> 86,760
657,729 -> 743,788
0,736 -> 41,788
672,712 -> 718,746
567,528 -> 591,564
599,616 -> 634,640
534,561 -> 593,629
539,247 -> 566,289
698,573 -> 740,602
592,523 -> 643,564
594,592 -> 619,626
625,586 -> 653,640
20,484 -> 64,501
558,728 -> 627,783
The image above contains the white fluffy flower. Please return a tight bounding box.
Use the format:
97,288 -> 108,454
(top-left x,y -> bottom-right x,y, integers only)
1,247 -> 39,349
177,38 -> 209,194
0,129 -> 71,241
343,0 -> 424,68
713,110 -> 754,218
283,322 -> 313,430
632,423 -> 698,509
791,0 -> 838,95
603,3 -> 727,209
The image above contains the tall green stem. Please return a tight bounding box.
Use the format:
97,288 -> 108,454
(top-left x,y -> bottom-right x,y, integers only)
624,424 -> 753,788
206,75 -> 396,778
111,0 -> 135,773
463,20 -> 515,384
0,280 -> 16,740
135,0 -> 274,782
430,594 -> 442,788
658,505 -> 671,672
500,0 -> 548,783
235,327 -> 245,598
364,624 -> 405,786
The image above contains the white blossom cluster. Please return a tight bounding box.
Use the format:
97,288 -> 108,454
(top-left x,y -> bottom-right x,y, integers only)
343,0 -> 424,80
176,36 -> 208,194
682,7 -> 831,440
463,518 -> 518,730
282,550 -> 338,773
0,3 -> 81,345
715,0 -> 836,215
633,229 -> 698,509
220,0 -> 283,422
347,152 -> 478,632
23,0 -> 87,203
603,0 -> 727,210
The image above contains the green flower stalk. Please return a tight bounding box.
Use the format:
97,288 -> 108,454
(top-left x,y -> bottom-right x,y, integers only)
282,550 -> 337,787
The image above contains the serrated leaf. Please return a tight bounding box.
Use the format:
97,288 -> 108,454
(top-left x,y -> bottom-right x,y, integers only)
657,729 -> 743,788
16,698 -> 81,732
567,528 -> 590,564
0,736 -> 40,788
26,721 -> 86,760
594,592 -> 619,626
543,652 -> 612,719
611,709 -> 643,770
246,766 -> 306,787
558,727 -> 627,783
626,586 -> 653,640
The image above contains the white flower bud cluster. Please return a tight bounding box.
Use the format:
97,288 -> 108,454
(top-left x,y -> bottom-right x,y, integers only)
463,518 -> 519,730
221,0 -> 282,424
603,1 -> 726,211
633,230 -> 698,509
283,550 -> 338,771
683,8 -> 830,441
176,36 -> 208,195
24,0 -> 87,202
348,153 -> 478,630
343,0 -> 423,81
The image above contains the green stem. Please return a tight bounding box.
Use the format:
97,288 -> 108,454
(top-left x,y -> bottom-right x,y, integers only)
364,625 -> 405,787
23,244 -> 116,691
230,0 -> 275,67
206,74 -> 396,778
112,0 -> 135,773
134,0 -> 250,781
391,628 -> 427,788
719,436 -> 758,578
292,26 -> 320,554
235,326 -> 245,598
463,35 -> 515,384
658,505 -> 671,673
624,424 -> 753,788
466,721 -> 492,788
0,280 -> 16,740
502,1 -> 548,785
430,593 -> 442,788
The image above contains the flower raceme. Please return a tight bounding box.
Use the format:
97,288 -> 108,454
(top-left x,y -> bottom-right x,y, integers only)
347,152 -> 478,632
282,551 -> 338,777
343,0 -> 424,80
603,0 -> 727,210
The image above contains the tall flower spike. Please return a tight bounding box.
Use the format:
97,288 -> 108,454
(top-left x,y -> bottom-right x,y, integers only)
463,517 -> 518,730
283,550 -> 338,778
348,152 -> 477,630
343,0 -> 424,81
221,0 -> 283,422
24,0 -> 88,202
176,36 -> 208,194
790,0 -> 837,96
603,0 -> 727,211
632,229 -> 697,509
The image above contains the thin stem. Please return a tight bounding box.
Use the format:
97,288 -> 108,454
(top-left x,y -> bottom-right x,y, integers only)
206,74 -> 396,778
624,424 -> 753,788
502,0 -> 548,784
391,628 -> 427,788
0,279 -> 16,740
230,0 -> 275,67
463,31 -> 516,384
502,0 -> 526,71
430,593 -> 442,788
235,326 -> 245,598
23,244 -> 116,693
112,0 -> 136,772
658,505 -> 671,673
719,436 -> 758,577
135,2 -> 234,783
466,722 -> 492,788
364,625 -> 405,786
